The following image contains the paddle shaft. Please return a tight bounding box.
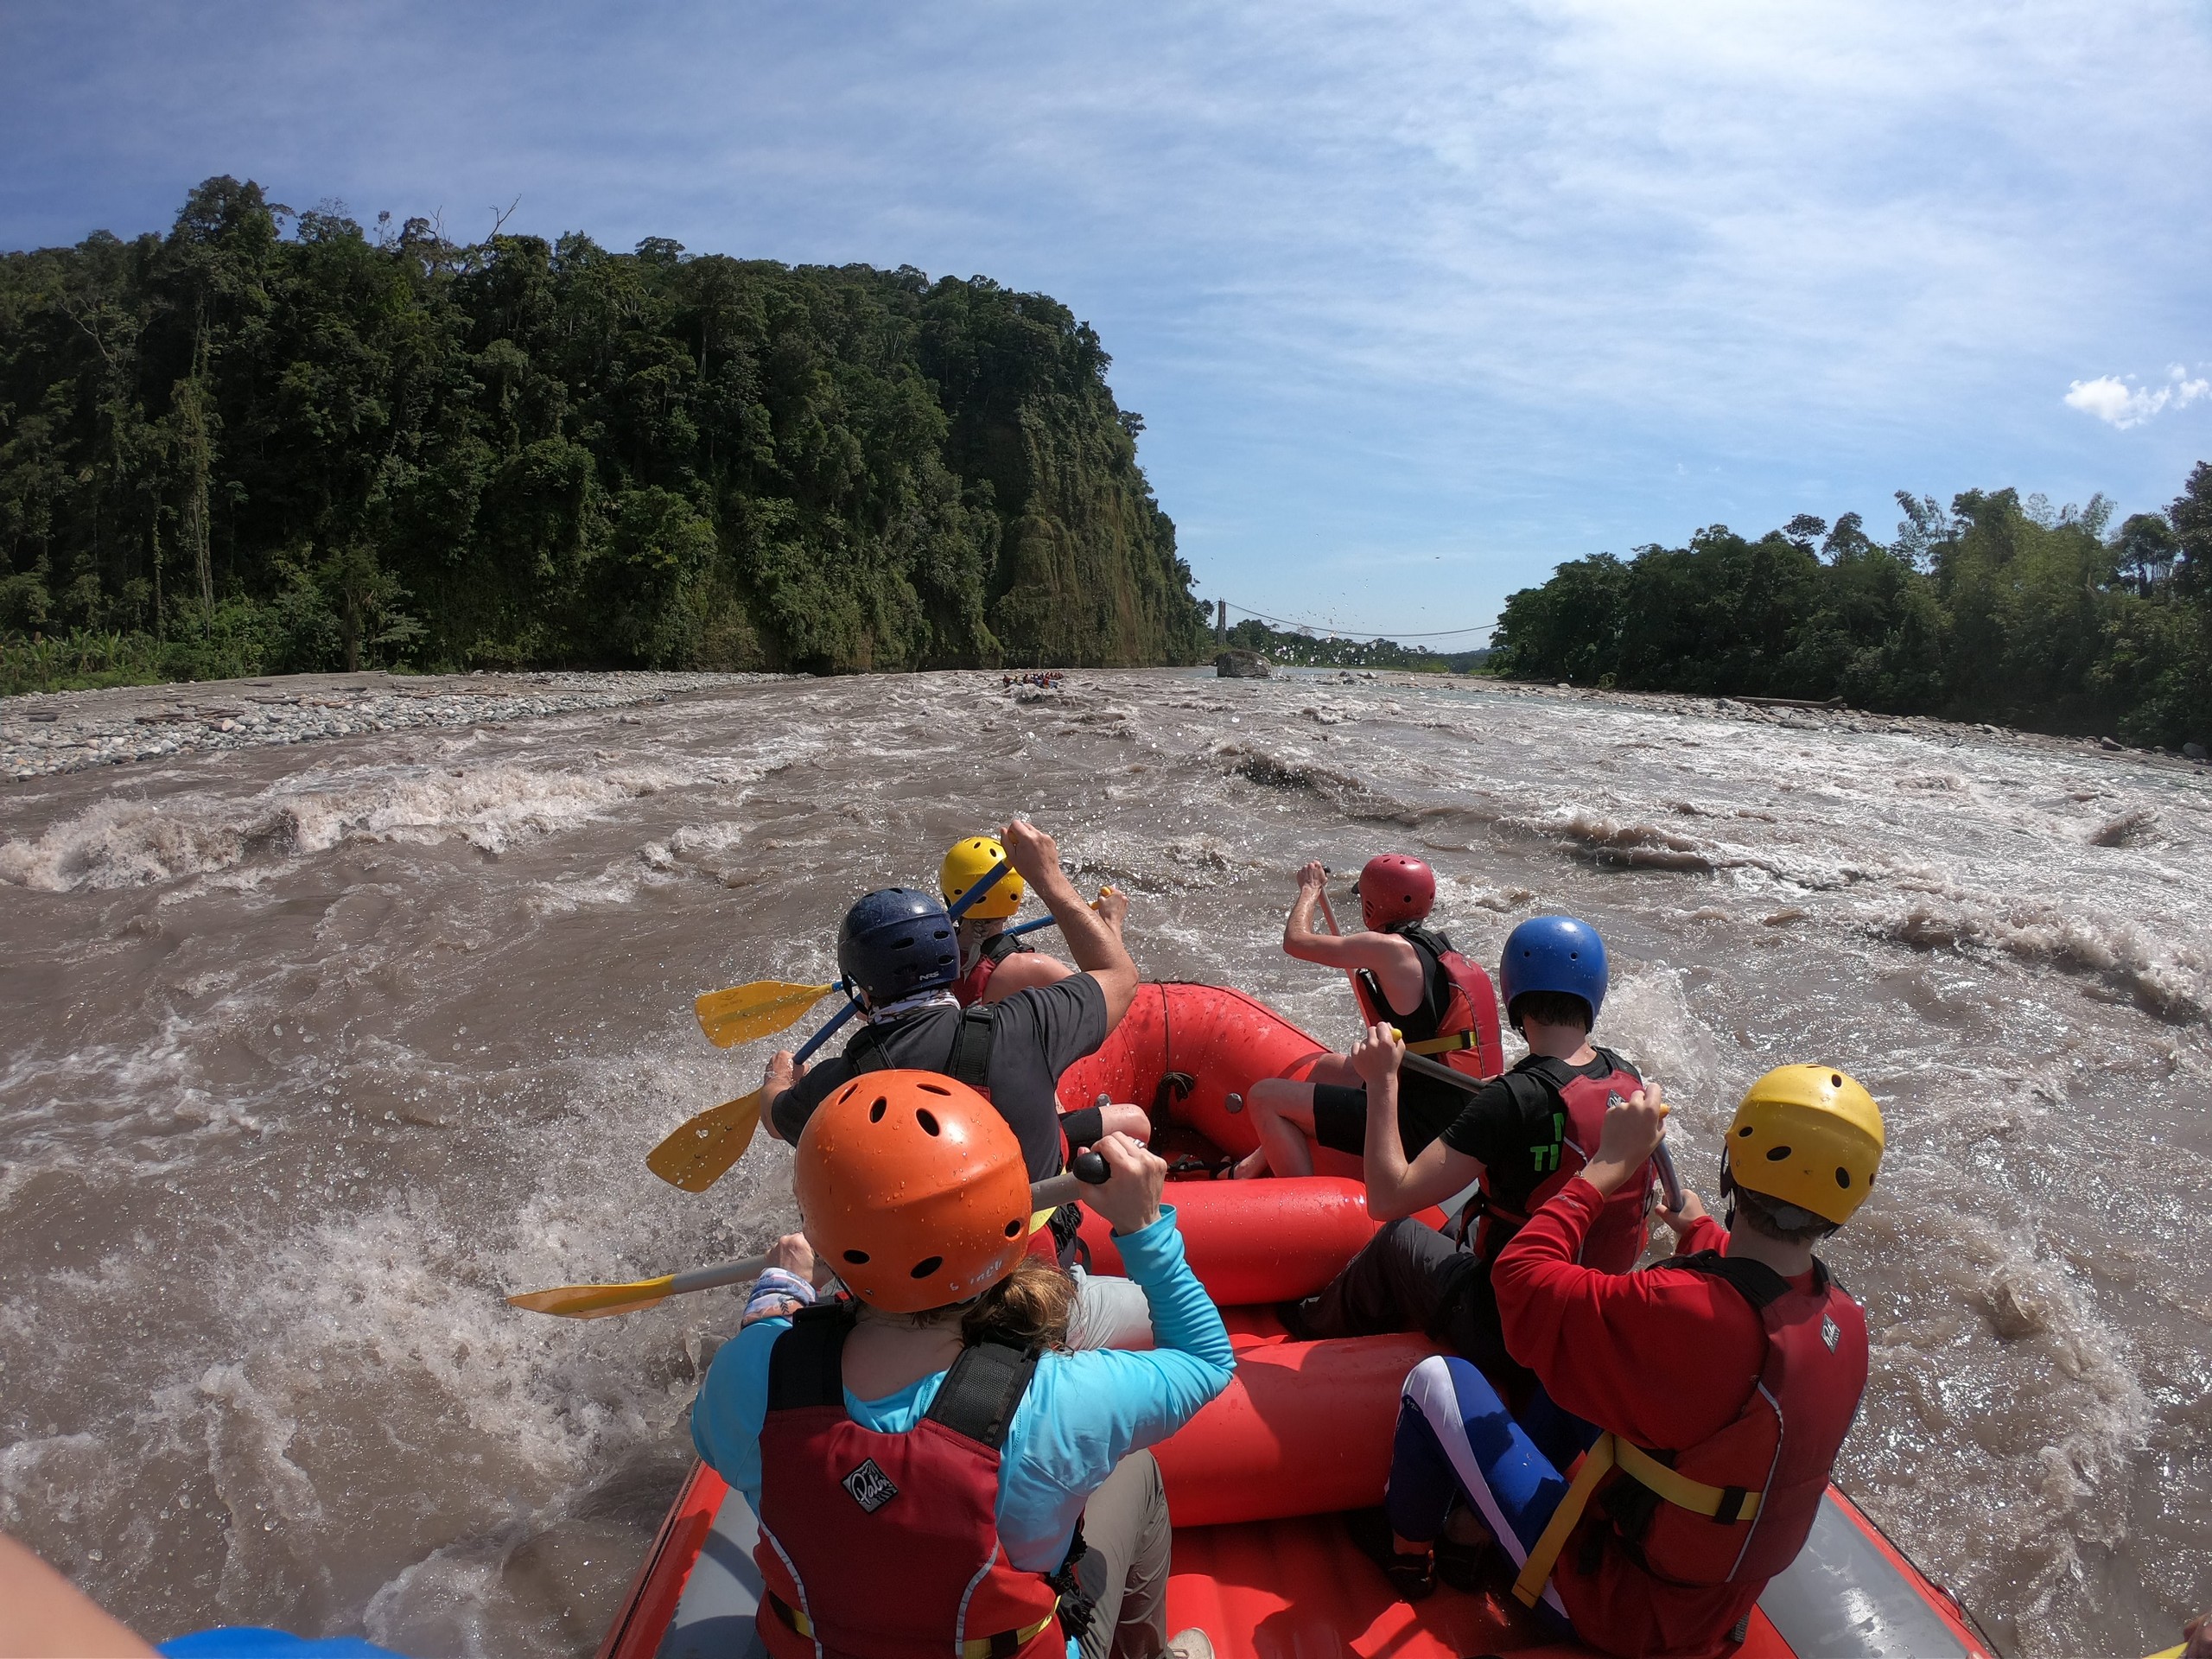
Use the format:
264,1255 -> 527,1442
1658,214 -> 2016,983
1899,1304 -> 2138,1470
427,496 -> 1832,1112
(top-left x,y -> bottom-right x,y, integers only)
532,1154 -> 1114,1315
670,1254 -> 773,1295
1313,888 -> 1367,1006
1652,1139 -> 1685,1211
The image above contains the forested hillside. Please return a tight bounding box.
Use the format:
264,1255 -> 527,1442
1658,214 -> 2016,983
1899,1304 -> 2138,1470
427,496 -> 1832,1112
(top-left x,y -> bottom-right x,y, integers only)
1491,476 -> 2212,751
0,177 -> 1210,687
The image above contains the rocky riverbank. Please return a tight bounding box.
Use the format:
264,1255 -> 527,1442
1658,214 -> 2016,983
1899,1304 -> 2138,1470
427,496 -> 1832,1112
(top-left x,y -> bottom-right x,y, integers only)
0,670 -> 783,781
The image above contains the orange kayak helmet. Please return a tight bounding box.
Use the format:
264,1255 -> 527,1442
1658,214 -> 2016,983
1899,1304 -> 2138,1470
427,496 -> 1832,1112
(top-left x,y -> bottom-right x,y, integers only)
794,1069 -> 1033,1313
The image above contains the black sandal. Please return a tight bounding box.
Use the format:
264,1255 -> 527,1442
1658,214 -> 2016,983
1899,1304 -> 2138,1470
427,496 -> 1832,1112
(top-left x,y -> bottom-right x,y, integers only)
1434,1533 -> 1491,1593
1345,1509 -> 1436,1603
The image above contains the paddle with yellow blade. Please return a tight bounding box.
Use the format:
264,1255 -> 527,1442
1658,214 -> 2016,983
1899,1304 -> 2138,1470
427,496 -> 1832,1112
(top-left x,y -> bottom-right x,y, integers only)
693,977 -> 845,1050
512,1154 -> 1110,1319
647,856 -> 1018,1192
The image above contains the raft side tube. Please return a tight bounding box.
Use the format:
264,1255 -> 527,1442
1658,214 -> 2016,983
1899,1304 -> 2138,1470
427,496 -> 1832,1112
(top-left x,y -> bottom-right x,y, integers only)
1084,1177 -> 1448,1306
1058,982 -> 1337,1160
1082,1177 -> 1385,1305
1151,1332 -> 1440,1527
598,1459 -> 724,1659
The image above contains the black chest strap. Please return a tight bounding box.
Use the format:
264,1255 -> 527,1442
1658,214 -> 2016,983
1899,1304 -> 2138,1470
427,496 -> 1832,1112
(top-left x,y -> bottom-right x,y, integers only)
766,1309 -> 1041,1453
1666,1249 -> 1830,1309
765,1302 -> 859,1412
925,1338 -> 1040,1451
847,1006 -> 997,1090
1358,925 -> 1450,1035
980,931 -> 1033,965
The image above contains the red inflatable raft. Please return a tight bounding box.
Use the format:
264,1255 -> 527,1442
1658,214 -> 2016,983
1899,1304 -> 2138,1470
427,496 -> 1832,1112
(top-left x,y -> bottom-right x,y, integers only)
601,982 -> 1994,1659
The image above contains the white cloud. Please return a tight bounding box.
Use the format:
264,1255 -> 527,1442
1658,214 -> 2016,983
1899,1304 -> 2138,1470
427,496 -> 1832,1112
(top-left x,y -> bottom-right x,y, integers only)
2064,367 -> 2210,429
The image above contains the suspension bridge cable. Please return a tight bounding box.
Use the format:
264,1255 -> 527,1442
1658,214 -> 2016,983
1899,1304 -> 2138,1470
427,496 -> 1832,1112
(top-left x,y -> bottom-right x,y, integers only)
1212,601 -> 1495,640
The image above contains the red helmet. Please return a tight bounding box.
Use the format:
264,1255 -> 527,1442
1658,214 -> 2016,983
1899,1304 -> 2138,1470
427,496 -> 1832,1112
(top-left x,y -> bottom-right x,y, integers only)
1358,854 -> 1436,931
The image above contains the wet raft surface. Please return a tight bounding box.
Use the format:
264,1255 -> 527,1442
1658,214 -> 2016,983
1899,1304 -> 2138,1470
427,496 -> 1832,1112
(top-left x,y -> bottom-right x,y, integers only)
2,667 -> 2207,1656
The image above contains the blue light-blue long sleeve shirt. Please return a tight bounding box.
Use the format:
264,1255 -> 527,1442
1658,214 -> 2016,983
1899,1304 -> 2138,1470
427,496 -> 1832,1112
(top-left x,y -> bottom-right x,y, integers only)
691,1207 -> 1234,1572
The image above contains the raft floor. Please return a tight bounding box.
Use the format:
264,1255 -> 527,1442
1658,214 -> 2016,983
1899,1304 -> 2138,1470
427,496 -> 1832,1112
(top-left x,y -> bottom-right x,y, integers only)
1167,1510 -> 1581,1658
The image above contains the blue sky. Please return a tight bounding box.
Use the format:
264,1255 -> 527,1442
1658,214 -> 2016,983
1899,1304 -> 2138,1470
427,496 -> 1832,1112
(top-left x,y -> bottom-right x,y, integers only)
5,1 -> 2209,640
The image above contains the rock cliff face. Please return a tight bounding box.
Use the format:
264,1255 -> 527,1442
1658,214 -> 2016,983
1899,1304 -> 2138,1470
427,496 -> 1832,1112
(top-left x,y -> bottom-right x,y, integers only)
0,178 -> 1212,679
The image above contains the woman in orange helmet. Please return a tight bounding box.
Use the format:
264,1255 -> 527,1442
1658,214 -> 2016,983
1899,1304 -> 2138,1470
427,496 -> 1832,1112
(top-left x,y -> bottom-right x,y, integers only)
692,1070 -> 1233,1659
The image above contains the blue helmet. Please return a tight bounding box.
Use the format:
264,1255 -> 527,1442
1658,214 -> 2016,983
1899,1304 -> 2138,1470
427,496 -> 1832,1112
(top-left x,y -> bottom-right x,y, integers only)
1498,915 -> 1608,1032
837,887 -> 958,1005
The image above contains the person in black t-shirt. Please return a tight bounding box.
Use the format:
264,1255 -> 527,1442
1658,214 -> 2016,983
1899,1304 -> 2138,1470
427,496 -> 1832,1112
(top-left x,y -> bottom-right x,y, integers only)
760,819 -> 1138,1180
1281,915 -> 1653,1408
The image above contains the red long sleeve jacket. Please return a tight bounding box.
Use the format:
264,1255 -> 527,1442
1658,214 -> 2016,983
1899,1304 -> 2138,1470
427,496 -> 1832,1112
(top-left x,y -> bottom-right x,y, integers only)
1492,1179 -> 1811,1658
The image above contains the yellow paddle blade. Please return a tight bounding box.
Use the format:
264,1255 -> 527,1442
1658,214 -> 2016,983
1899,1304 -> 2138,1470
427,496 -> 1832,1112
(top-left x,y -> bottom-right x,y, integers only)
694,981 -> 834,1048
507,1274 -> 675,1320
645,1090 -> 763,1192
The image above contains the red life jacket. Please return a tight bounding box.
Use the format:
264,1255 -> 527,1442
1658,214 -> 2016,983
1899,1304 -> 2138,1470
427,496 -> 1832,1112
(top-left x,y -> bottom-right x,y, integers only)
1590,1253 -> 1868,1586
753,1306 -> 1066,1659
1468,1049 -> 1653,1272
1352,924 -> 1503,1082
953,931 -> 1033,1007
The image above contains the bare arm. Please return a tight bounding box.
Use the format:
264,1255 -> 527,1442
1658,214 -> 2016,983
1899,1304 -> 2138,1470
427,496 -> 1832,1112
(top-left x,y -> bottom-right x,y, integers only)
1002,821 -> 1138,1028
1281,862 -> 1425,1009
0,1532 -> 157,1657
760,1051 -> 804,1143
980,950 -> 1076,1001
1353,1023 -> 1484,1221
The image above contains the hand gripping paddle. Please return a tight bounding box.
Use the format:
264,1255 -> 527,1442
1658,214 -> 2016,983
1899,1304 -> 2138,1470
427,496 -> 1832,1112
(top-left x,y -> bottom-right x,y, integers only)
646,856 -> 1017,1192
515,1153 -> 1110,1319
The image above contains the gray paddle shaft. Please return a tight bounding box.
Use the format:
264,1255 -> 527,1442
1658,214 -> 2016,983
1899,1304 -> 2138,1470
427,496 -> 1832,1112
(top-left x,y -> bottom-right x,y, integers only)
669,1255 -> 774,1296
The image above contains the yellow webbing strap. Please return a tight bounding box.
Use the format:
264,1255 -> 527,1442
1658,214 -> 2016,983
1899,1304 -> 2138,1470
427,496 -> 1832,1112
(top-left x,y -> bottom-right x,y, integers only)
1513,1433 -> 1617,1607
1611,1437 -> 1761,1522
1510,1433 -> 1762,1608
960,1608 -> 1058,1659
1406,1030 -> 1480,1058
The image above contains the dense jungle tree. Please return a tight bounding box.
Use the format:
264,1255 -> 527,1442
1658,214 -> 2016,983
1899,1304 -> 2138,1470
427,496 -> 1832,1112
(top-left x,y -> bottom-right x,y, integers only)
1491,472 -> 2212,750
0,178 -> 1211,686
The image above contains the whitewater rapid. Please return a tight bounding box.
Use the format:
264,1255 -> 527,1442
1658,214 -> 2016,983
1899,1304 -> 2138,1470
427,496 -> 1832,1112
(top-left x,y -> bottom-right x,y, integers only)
1,668 -> 2206,1657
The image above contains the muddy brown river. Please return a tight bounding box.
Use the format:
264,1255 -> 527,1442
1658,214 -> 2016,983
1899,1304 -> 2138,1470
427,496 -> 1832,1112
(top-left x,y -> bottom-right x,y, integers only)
1,668 -> 2206,1657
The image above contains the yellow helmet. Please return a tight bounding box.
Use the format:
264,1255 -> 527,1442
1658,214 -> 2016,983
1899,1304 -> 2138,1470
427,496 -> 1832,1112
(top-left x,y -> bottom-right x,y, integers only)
1725,1065 -> 1885,1226
939,836 -> 1024,920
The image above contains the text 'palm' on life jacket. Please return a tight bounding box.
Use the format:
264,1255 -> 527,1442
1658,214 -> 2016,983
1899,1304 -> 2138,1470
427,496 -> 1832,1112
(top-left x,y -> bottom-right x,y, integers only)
954,930 -> 1034,1008
1513,1252 -> 1869,1606
1469,1048 -> 1653,1273
753,1305 -> 1068,1659
1352,924 -> 1504,1082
